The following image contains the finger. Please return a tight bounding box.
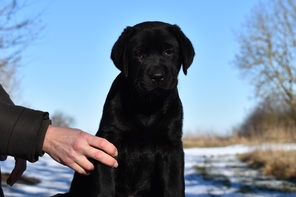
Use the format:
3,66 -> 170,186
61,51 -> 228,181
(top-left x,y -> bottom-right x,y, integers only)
68,160 -> 93,175
74,155 -> 95,173
7,159 -> 26,186
83,146 -> 118,168
61,152 -> 94,175
88,137 -> 118,157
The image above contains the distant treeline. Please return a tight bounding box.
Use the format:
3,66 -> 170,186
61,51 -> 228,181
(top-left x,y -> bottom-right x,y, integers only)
237,96 -> 296,142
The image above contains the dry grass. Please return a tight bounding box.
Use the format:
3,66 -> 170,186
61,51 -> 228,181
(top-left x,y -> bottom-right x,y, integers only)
183,127 -> 296,148
248,127 -> 296,143
239,149 -> 296,180
183,132 -> 257,148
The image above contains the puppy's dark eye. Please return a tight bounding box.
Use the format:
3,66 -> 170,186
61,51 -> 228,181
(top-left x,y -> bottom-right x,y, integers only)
134,50 -> 145,58
164,49 -> 174,57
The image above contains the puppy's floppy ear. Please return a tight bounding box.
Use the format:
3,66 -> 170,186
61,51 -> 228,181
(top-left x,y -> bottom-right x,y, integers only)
111,26 -> 133,77
171,25 -> 195,75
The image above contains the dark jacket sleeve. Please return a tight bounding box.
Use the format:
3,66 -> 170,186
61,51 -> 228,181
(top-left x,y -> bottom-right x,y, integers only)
0,85 -> 50,162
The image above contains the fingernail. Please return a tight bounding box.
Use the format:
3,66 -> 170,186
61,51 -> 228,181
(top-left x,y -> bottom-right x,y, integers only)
85,170 -> 92,175
114,150 -> 118,157
113,162 -> 118,168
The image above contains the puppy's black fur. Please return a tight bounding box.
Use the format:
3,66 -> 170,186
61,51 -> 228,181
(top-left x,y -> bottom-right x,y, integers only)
60,21 -> 194,197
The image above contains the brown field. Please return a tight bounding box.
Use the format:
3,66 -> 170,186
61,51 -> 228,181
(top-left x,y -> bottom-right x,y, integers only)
182,132 -> 257,148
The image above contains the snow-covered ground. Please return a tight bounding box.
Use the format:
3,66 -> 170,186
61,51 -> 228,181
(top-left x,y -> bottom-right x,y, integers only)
1,144 -> 296,196
185,144 -> 296,197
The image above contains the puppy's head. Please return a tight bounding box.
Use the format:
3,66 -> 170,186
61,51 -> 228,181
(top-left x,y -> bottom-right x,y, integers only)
111,21 -> 195,93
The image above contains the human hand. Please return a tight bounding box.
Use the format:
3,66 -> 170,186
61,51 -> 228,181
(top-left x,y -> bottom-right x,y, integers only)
42,125 -> 118,175
0,155 -> 26,186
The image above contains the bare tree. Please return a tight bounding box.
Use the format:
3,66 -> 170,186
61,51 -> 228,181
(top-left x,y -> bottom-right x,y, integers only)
0,0 -> 41,97
51,111 -> 75,127
234,0 -> 296,119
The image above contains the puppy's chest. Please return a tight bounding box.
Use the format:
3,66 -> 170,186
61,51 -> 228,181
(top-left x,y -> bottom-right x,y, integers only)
135,114 -> 157,127
116,139 -> 160,181
117,134 -> 162,164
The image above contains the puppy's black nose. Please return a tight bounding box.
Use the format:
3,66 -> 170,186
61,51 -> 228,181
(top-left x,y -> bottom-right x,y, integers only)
150,72 -> 164,82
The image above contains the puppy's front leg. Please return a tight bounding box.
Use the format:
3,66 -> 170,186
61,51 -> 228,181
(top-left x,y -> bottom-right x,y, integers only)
159,144 -> 185,197
91,163 -> 115,197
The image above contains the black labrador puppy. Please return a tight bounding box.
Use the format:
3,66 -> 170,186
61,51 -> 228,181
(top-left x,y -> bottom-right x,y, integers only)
59,21 -> 195,197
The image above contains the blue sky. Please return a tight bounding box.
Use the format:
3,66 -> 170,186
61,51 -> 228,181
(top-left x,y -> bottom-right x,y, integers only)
16,0 -> 261,136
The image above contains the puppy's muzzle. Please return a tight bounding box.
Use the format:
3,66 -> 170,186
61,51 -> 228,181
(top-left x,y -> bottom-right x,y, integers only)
147,65 -> 166,82
149,71 -> 165,82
